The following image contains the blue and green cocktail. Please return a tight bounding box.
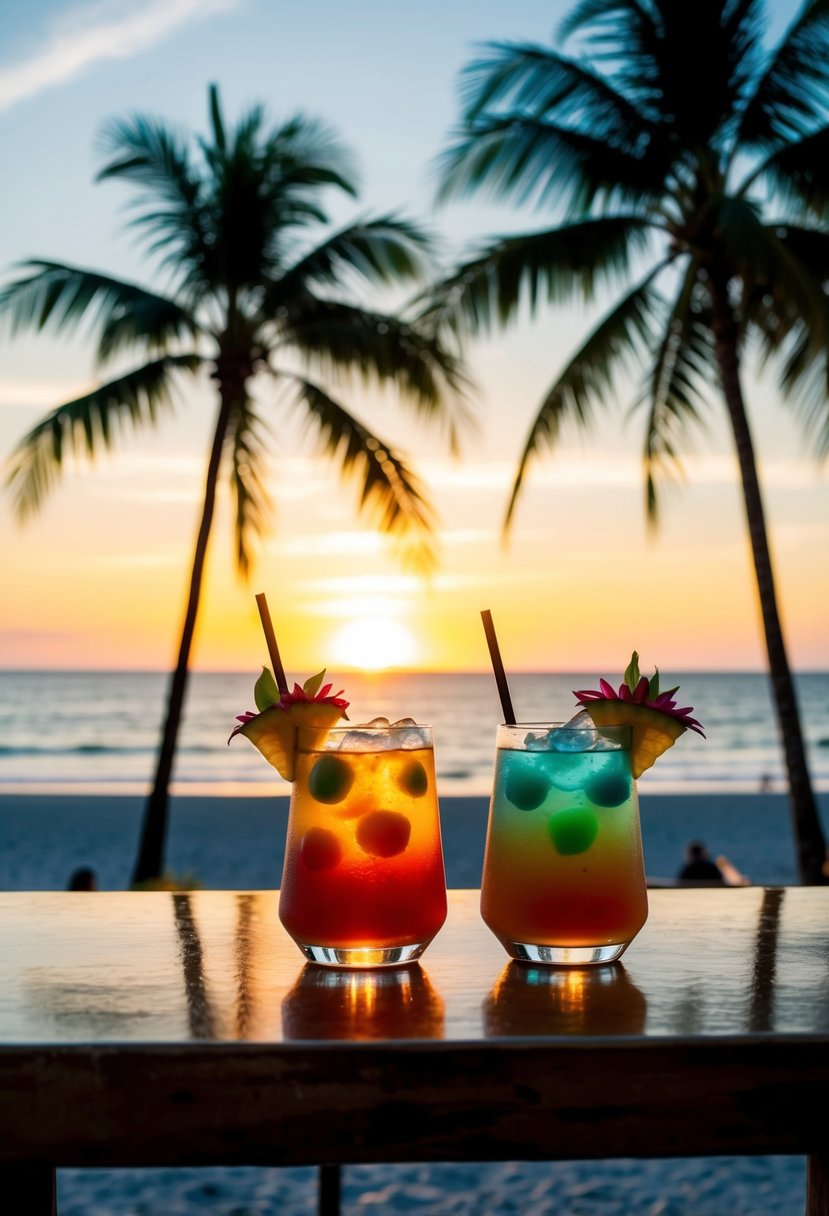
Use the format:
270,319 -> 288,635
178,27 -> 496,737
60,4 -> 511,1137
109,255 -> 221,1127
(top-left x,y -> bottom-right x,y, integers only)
480,722 -> 648,965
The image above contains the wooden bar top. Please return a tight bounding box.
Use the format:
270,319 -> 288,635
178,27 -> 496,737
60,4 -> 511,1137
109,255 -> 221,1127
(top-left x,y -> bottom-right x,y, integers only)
1,888 -> 828,1174
0,887 -> 827,1043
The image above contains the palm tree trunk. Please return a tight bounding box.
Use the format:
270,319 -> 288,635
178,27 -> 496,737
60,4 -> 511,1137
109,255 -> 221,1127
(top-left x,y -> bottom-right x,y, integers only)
130,387 -> 234,885
710,274 -> 826,885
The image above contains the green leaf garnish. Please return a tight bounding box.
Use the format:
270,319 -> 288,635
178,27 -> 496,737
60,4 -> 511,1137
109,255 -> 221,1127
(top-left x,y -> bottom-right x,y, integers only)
254,666 -> 281,711
648,668 -> 660,699
302,669 -> 326,698
624,651 -> 640,693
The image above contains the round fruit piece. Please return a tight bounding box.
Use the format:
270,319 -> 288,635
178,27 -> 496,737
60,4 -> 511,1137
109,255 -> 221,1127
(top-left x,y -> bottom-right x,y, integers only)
504,763 -> 550,811
582,701 -> 685,780
356,810 -> 412,858
309,754 -> 354,804
398,759 -> 429,797
300,827 -> 342,871
548,807 -> 599,855
584,765 -> 631,807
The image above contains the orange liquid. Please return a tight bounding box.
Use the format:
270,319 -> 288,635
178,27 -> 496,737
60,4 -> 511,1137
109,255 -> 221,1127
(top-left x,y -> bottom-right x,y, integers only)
481,744 -> 648,949
279,744 -> 447,950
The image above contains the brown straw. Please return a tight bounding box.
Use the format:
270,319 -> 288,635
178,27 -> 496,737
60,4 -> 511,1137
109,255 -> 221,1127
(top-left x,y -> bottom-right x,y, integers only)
480,609 -> 516,725
255,592 -> 288,694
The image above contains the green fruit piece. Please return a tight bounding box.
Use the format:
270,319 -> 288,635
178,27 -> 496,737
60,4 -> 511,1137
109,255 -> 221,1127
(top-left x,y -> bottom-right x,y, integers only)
300,827 -> 342,871
548,808 -> 599,855
309,755 -> 354,804
505,764 -> 550,811
356,810 -> 411,858
584,771 -> 631,808
399,759 -> 428,797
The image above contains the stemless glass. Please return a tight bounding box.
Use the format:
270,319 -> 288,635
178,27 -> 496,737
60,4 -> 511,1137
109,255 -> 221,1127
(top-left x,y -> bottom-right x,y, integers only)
481,723 -> 648,965
279,723 -> 447,967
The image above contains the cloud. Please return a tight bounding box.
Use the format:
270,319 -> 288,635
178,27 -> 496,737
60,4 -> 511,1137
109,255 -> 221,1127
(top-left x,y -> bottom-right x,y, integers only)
0,379 -> 91,408
0,0 -> 239,113
422,452 -> 826,493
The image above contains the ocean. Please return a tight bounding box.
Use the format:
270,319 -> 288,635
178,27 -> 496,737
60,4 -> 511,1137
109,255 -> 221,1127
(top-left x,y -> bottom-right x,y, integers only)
1,668 -> 828,797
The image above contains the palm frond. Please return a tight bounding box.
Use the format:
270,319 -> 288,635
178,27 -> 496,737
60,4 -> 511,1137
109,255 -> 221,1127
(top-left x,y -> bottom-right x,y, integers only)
437,114 -> 667,214
199,106 -> 363,289
504,264 -> 664,533
97,113 -> 210,285
641,259 -> 713,522
739,225 -> 829,457
208,82 -> 227,153
564,0 -> 765,152
0,262 -> 198,358
744,224 -> 829,360
717,198 -> 829,347
745,126 -> 829,219
5,355 -> 203,521
228,401 -> 273,578
278,297 -> 472,450
738,0 -> 829,148
417,216 -> 657,338
778,332 -> 829,457
287,376 -> 438,571
458,40 -> 662,147
558,0 -> 651,43
558,0 -> 663,108
272,215 -> 434,300
260,112 -> 360,198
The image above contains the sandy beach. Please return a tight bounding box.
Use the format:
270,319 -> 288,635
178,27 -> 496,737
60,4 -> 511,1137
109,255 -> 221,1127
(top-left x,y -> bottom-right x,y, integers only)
1,790 -> 820,892
3,790 -> 822,1214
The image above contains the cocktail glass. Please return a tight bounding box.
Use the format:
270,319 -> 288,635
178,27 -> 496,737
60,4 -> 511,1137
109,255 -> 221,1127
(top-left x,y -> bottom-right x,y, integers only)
481,722 -> 647,965
279,723 -> 447,967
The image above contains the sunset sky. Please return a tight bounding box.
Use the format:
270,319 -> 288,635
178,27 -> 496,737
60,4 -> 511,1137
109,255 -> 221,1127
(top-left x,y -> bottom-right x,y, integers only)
1,0 -> 826,675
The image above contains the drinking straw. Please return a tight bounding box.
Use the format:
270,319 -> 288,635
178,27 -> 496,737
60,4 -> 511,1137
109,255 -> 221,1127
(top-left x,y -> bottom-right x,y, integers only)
480,609 -> 516,725
255,592 -> 288,694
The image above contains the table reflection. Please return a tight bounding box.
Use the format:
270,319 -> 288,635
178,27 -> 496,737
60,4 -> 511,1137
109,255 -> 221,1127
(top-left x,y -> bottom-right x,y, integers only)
172,892 -> 217,1038
282,964 -> 445,1040
483,962 -> 647,1038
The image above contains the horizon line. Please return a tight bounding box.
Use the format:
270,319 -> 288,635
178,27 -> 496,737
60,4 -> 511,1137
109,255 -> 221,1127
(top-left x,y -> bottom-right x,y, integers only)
2,665 -> 828,676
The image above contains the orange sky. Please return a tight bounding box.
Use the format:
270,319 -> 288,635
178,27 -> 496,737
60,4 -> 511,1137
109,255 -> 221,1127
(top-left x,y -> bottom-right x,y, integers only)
2,363 -> 826,674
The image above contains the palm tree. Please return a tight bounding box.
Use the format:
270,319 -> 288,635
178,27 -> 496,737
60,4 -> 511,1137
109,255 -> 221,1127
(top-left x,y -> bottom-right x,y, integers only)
429,0 -> 829,884
1,85 -> 466,885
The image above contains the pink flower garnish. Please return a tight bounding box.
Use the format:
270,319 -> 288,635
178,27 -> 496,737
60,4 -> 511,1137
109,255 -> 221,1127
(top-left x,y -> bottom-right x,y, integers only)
229,668 -> 349,743
277,681 -> 349,711
574,652 -> 705,736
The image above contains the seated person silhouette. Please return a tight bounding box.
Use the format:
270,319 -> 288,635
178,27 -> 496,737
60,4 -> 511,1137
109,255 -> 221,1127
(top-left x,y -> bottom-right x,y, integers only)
67,866 -> 97,891
677,840 -> 725,885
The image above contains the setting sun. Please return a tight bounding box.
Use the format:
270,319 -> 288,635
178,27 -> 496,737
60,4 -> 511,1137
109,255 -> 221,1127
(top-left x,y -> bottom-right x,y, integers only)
331,618 -> 417,671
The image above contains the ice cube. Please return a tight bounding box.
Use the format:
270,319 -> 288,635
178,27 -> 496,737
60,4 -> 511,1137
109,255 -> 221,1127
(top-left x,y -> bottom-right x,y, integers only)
338,716 -> 393,750
591,735 -> 617,751
524,731 -> 550,751
549,710 -> 598,753
338,729 -> 387,752
396,727 -> 431,750
377,716 -> 429,749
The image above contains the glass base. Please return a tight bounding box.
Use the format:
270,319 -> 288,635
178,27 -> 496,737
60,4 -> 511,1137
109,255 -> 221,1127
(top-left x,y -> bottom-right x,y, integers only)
504,939 -> 630,966
298,941 -> 428,968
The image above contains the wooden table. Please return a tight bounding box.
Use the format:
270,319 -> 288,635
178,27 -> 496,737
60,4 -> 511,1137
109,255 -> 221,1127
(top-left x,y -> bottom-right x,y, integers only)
1,888 -> 828,1215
